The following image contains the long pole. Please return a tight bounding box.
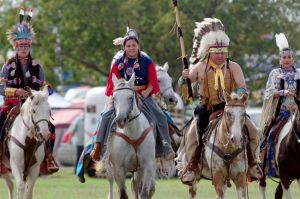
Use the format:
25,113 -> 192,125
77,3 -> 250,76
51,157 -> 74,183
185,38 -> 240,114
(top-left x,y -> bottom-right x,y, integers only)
172,0 -> 193,102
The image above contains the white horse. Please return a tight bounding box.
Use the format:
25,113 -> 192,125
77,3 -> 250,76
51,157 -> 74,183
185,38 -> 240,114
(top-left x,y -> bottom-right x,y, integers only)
106,74 -> 156,199
155,62 -> 178,109
2,86 -> 51,199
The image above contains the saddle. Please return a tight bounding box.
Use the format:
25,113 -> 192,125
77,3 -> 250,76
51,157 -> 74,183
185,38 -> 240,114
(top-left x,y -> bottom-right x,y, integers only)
4,105 -> 21,137
203,110 -> 223,143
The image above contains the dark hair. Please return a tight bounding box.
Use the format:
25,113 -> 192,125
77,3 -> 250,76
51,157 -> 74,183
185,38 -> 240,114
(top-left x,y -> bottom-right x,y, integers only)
123,37 -> 139,46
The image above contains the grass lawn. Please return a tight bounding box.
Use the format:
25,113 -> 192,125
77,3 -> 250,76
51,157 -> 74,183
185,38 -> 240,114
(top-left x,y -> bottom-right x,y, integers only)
0,167 -> 299,199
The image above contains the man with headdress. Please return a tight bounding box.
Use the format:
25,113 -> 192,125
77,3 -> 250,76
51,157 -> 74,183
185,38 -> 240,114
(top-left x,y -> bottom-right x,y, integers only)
0,7 -> 58,174
260,33 -> 300,176
178,18 -> 262,185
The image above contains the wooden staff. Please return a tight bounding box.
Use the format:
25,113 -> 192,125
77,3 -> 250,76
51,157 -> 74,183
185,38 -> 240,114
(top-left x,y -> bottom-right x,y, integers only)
172,0 -> 193,102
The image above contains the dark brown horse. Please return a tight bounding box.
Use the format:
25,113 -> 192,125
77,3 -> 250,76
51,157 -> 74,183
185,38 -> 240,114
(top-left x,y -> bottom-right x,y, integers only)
259,97 -> 300,199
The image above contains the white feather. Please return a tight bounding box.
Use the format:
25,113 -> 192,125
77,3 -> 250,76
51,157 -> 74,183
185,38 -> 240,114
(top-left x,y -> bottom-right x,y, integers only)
275,33 -> 289,51
113,37 -> 125,46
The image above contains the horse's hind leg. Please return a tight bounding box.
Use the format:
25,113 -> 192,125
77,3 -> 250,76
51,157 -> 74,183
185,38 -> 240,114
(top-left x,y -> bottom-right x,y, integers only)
131,172 -> 142,199
2,172 -> 14,199
259,175 -> 267,199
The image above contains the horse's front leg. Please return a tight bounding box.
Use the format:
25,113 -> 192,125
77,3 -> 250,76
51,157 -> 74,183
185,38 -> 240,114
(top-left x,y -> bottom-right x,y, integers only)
11,164 -> 25,199
139,161 -> 156,199
108,178 -> 114,199
259,174 -> 267,199
2,172 -> 13,199
113,167 -> 128,199
24,163 -> 41,199
233,172 -> 247,199
212,171 -> 226,199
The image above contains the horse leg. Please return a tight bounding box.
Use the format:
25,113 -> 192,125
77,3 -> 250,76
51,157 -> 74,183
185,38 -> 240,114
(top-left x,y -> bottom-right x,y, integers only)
275,182 -> 283,199
234,173 -> 247,199
108,178 -> 114,199
131,171 -> 142,199
259,174 -> 267,199
23,164 -> 40,199
2,172 -> 14,199
10,162 -> 25,199
280,178 -> 292,199
213,172 -> 226,199
113,168 -> 128,199
139,163 -> 155,199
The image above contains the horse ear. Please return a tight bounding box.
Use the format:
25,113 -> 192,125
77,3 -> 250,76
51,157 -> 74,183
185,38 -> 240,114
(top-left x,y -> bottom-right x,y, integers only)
241,94 -> 248,104
162,62 -> 169,72
112,73 -> 119,87
42,85 -> 49,96
223,91 -> 231,103
128,73 -> 135,88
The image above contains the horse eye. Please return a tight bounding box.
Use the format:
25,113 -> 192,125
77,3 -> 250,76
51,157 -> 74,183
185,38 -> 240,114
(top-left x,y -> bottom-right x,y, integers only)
32,109 -> 36,114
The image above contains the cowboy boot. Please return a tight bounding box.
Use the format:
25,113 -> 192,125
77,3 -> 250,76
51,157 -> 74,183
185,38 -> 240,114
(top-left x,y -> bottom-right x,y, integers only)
45,148 -> 59,173
90,142 -> 101,161
181,144 -> 202,186
247,142 -> 263,181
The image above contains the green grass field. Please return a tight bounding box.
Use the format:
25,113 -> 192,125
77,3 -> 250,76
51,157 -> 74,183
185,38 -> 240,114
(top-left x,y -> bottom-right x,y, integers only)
0,167 -> 299,199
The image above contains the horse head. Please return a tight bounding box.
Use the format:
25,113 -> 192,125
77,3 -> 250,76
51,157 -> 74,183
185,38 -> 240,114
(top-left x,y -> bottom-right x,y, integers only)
112,73 -> 139,128
223,92 -> 247,145
156,63 -> 177,107
21,85 -> 51,140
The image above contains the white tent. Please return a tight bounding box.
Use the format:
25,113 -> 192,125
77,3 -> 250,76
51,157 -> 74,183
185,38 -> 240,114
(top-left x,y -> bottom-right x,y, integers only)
48,92 -> 71,109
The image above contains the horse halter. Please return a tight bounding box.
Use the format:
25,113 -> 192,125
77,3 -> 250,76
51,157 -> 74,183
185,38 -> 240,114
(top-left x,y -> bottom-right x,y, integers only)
113,87 -> 141,122
21,109 -> 50,139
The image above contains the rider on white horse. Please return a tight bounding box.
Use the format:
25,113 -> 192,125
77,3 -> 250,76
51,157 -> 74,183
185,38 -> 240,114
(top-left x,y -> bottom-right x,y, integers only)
178,18 -> 262,185
0,7 -> 58,175
90,28 -> 175,163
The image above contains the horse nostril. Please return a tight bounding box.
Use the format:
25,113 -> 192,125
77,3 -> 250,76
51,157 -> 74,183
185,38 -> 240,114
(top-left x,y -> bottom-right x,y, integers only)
231,137 -> 235,143
169,98 -> 174,102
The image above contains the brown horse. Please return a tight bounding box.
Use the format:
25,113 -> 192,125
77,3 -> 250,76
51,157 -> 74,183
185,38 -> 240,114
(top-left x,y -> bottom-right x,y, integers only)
259,97 -> 300,199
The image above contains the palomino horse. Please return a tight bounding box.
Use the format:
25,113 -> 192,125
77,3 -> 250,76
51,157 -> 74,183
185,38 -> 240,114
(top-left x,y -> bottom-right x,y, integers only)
2,86 -> 51,199
106,74 -> 156,199
259,97 -> 300,199
177,93 -> 249,199
203,93 -> 248,199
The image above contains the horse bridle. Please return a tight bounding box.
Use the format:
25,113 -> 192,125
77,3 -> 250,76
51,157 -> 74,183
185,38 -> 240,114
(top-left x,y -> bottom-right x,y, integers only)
21,111 -> 50,139
113,87 -> 141,122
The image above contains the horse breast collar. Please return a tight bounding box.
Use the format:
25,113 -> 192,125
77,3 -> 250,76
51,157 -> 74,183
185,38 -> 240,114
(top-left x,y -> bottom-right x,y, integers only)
115,126 -> 153,153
